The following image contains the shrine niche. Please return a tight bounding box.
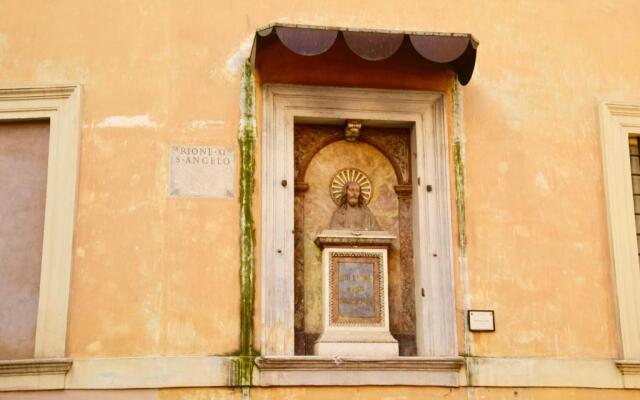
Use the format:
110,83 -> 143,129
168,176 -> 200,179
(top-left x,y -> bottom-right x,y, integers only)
294,121 -> 416,356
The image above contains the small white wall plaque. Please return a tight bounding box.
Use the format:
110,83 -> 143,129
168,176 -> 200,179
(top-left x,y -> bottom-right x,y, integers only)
468,310 -> 495,332
169,145 -> 235,198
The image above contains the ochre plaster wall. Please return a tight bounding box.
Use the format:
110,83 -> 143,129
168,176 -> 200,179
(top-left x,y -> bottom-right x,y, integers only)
0,0 -> 638,369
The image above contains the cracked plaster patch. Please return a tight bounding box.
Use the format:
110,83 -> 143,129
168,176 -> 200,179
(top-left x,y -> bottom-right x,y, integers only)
95,115 -> 158,128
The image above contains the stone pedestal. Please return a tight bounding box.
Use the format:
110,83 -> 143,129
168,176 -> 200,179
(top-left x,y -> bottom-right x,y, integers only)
313,230 -> 398,356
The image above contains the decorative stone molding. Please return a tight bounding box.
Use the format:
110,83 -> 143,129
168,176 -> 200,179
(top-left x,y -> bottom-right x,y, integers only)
255,356 -> 464,370
616,360 -> 640,375
255,356 -> 464,386
0,359 -> 72,376
294,181 -> 309,193
0,85 -> 77,101
2,355 -> 634,390
393,184 -> 413,196
314,230 -> 395,247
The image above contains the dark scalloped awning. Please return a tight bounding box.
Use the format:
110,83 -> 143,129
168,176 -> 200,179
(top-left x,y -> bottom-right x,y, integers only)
251,24 -> 478,85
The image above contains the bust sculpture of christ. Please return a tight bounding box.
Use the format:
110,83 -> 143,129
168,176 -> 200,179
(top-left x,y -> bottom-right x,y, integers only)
329,181 -> 380,231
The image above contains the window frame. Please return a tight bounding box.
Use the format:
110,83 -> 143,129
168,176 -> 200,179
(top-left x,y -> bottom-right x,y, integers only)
0,84 -> 81,389
599,102 -> 640,386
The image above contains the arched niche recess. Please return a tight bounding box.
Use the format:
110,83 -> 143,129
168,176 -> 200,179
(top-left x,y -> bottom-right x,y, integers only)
293,124 -> 416,355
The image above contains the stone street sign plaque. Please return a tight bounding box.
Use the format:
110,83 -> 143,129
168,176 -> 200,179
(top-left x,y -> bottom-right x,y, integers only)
169,145 -> 235,198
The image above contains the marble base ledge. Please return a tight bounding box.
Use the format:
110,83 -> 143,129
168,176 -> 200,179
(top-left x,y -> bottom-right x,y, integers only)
0,358 -> 72,376
256,356 -> 463,371
314,230 -> 395,248
616,360 -> 640,375
255,356 -> 463,387
616,360 -> 640,389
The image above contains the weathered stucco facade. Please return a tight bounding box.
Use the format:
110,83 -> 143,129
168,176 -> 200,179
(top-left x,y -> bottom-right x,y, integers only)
1,0 -> 640,399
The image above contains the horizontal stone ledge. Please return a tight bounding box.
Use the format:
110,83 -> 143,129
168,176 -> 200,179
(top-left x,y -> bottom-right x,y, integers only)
0,358 -> 72,376
616,360 -> 640,375
255,355 -> 464,371
0,84 -> 79,100
314,230 -> 396,248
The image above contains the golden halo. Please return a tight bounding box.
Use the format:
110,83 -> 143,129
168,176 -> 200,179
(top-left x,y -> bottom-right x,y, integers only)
330,168 -> 373,205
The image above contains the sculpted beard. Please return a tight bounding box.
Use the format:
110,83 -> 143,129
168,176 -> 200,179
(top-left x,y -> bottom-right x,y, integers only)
346,182 -> 361,207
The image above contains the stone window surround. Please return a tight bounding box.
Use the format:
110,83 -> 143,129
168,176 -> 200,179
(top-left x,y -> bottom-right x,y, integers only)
0,85 -> 81,390
259,84 -> 461,385
600,102 -> 640,388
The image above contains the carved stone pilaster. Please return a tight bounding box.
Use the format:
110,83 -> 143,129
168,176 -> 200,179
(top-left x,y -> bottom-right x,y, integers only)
394,184 -> 416,355
294,182 -> 308,355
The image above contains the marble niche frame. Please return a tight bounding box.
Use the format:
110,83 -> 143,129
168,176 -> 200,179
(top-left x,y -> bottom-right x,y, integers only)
258,84 -> 462,386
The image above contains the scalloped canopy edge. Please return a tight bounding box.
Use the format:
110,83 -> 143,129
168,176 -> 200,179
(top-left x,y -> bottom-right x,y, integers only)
251,23 -> 478,85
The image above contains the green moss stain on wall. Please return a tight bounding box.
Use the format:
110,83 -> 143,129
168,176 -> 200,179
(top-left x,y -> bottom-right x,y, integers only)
453,79 -> 475,388
236,60 -> 257,389
452,80 -> 466,253
453,139 -> 466,249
